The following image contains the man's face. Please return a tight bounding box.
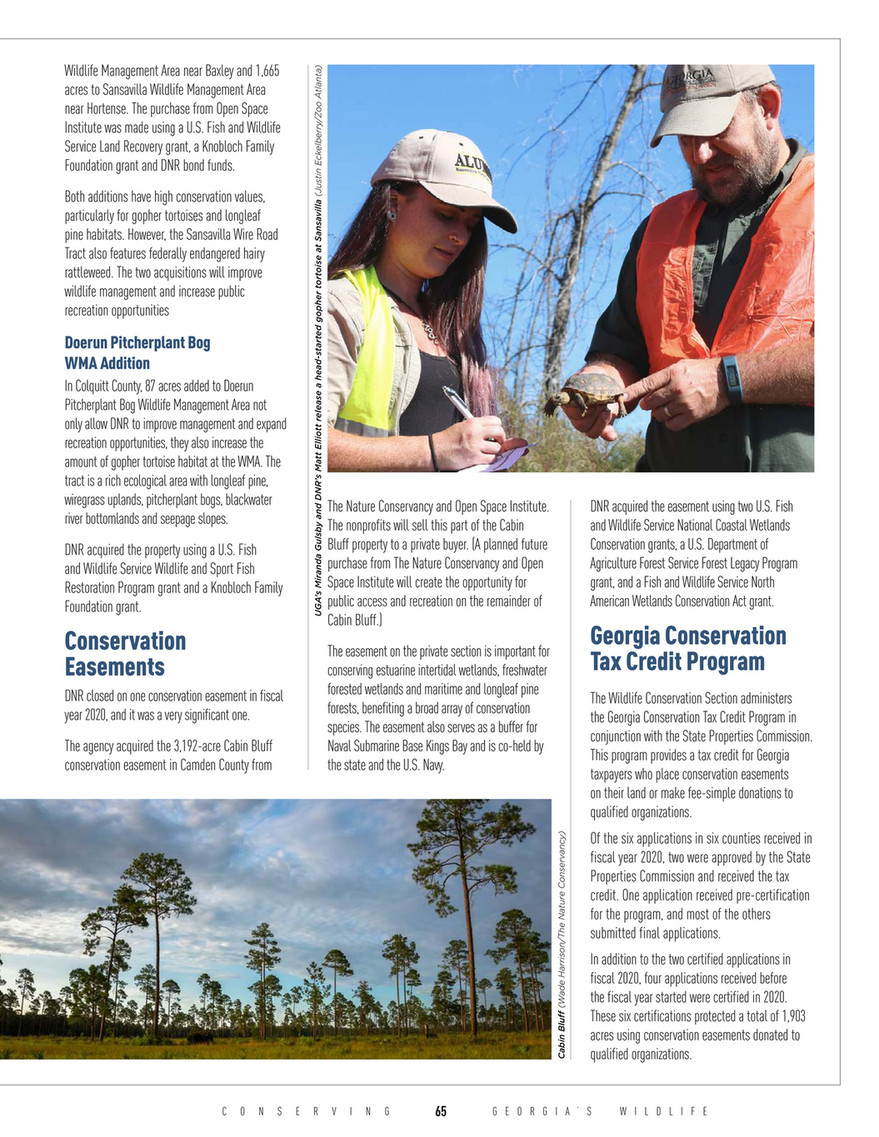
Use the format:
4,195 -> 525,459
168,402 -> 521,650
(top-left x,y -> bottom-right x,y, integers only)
678,95 -> 781,208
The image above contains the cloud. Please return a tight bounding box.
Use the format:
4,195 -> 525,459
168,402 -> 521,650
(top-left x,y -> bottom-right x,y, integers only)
0,799 -> 550,1009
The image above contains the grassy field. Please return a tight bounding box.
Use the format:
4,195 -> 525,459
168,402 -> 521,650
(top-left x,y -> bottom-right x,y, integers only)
0,1032 -> 549,1060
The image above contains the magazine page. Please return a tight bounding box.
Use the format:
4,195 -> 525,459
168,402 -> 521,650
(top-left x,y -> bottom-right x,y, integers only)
1,30 -> 863,1135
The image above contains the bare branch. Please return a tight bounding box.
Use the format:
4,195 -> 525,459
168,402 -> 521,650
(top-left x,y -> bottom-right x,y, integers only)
542,65 -> 649,396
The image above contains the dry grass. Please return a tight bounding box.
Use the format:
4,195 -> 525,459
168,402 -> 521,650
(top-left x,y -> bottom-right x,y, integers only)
0,1031 -> 550,1060
501,397 -> 645,473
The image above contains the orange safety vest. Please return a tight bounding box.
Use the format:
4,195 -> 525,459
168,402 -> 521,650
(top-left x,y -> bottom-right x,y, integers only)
635,154 -> 814,372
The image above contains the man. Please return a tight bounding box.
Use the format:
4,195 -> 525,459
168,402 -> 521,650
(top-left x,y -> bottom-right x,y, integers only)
565,65 -> 814,472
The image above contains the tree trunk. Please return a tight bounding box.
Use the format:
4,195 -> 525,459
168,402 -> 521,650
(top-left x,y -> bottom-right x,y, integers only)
112,969 -> 121,1037
528,961 -> 541,1031
543,65 -> 648,397
261,961 -> 267,1040
458,833 -> 479,1038
515,951 -> 531,1032
153,913 -> 161,1037
99,939 -> 117,1042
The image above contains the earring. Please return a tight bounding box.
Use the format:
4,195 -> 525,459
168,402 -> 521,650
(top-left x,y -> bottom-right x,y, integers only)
387,211 -> 397,221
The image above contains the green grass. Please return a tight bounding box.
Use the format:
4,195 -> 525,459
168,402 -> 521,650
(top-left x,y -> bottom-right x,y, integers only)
0,1032 -> 549,1060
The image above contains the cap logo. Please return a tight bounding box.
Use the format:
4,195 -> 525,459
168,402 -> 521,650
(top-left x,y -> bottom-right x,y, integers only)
665,68 -> 717,98
455,153 -> 492,184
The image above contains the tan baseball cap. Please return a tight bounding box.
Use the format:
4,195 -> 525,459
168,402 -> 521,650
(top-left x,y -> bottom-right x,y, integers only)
651,65 -> 776,147
371,129 -> 518,233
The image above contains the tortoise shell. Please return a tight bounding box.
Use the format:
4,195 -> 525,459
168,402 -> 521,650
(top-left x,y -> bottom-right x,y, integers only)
543,371 -> 628,418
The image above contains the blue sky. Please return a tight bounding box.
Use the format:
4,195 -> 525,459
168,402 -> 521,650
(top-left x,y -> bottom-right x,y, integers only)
0,799 -> 550,1014
328,64 -> 815,432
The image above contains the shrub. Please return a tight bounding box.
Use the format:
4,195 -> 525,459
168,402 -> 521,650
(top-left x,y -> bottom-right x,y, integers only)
500,395 -> 645,474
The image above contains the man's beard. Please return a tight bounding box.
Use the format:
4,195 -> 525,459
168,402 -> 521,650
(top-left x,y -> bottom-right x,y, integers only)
691,125 -> 781,209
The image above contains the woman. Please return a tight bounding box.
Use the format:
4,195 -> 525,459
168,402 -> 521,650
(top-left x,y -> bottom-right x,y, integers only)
327,129 -> 517,471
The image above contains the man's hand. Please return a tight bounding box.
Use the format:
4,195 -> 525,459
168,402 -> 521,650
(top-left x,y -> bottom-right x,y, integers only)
556,365 -> 632,441
624,358 -> 727,431
559,398 -> 621,441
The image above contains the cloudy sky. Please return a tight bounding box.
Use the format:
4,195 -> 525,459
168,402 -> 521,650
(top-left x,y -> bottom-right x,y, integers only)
0,799 -> 550,1012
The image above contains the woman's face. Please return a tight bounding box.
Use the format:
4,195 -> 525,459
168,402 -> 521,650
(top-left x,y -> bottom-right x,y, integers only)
385,185 -> 483,280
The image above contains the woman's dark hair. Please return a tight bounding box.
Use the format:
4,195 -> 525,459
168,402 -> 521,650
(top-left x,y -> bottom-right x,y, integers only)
328,181 -> 494,416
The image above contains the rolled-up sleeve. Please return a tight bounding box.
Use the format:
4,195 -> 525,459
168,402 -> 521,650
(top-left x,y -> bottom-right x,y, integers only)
326,279 -> 364,427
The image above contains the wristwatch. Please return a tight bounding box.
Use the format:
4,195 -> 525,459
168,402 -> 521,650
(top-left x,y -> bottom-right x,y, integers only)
721,356 -> 743,405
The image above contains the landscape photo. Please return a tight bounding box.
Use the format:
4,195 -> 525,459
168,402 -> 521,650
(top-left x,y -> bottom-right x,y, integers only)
0,798 -> 551,1059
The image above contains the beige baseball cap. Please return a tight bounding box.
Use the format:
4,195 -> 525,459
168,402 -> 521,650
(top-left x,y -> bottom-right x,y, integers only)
371,129 -> 518,233
651,65 -> 776,147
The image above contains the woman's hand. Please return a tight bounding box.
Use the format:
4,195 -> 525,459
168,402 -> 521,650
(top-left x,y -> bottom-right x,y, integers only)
432,417 -> 506,470
328,422 -> 506,472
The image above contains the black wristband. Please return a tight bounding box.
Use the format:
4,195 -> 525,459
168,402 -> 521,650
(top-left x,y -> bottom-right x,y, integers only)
721,355 -> 743,405
428,434 -> 440,472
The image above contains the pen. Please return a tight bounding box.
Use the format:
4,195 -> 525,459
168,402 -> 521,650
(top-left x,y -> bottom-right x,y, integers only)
442,385 -> 473,420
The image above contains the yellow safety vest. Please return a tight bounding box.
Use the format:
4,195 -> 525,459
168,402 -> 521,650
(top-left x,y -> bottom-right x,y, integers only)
336,266 -> 396,435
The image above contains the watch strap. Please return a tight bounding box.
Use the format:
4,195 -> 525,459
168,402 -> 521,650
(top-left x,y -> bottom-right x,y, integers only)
721,355 -> 743,405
